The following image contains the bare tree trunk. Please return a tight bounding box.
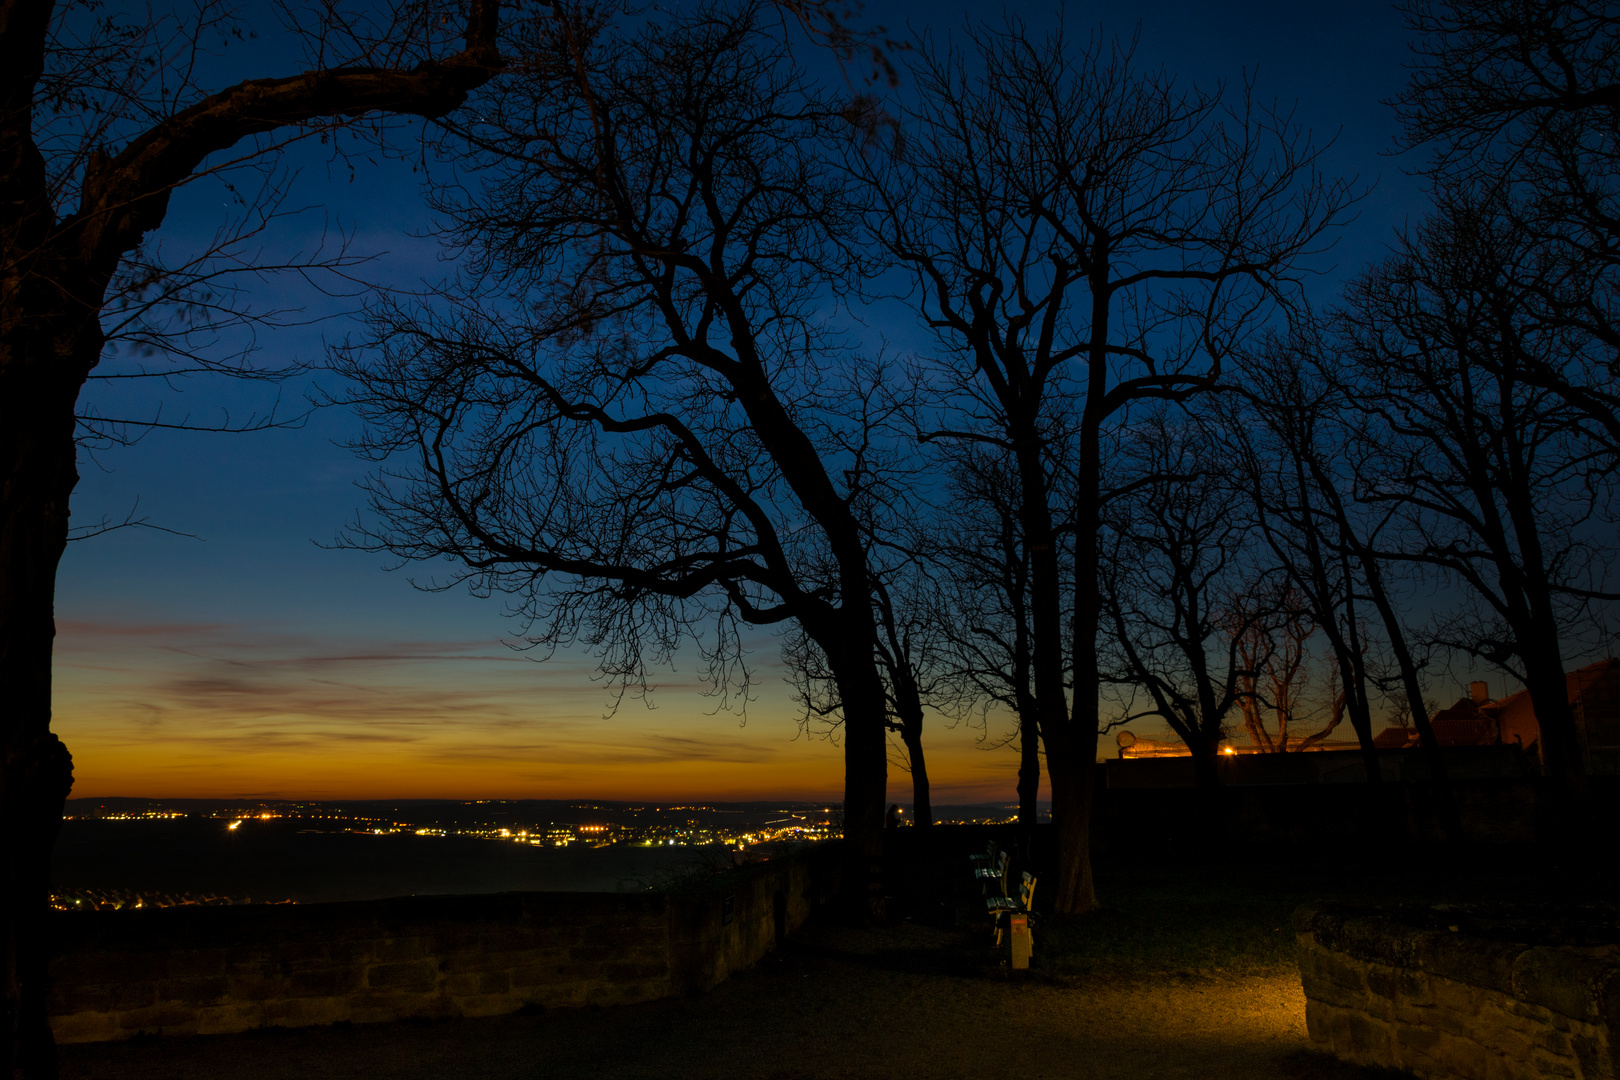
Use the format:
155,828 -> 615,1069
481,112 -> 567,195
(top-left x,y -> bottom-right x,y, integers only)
1055,393 -> 1104,916
825,617 -> 890,919
1521,638 -> 1590,819
899,723 -> 932,828
1189,737 -> 1220,790
840,692 -> 889,919
1016,698 -> 1040,840
1,328 -> 88,1080
0,7 -> 504,1070
1020,430 -> 1097,916
1356,550 -> 1464,839
891,674 -> 932,827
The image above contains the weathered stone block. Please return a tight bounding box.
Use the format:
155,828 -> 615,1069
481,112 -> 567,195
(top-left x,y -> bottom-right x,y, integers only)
49,1011 -> 118,1044
267,996 -> 350,1027
1514,949 -> 1601,1022
555,961 -> 602,981
350,993 -> 447,1025
1346,1011 -> 1393,1058
452,992 -> 520,1018
1366,966 -> 1400,1003
273,939 -> 334,964
442,947 -> 551,973
373,936 -> 432,963
194,1002 -> 262,1036
117,1002 -> 200,1034
226,968 -> 284,1002
49,981 -> 155,1015
1298,902 -> 1620,1080
1398,969 -> 1434,1004
1569,1033 -> 1610,1078
1394,1022 -> 1442,1058
287,966 -> 364,998
366,960 -> 438,991
157,975 -> 230,1006
603,960 -> 667,982
509,963 -> 564,989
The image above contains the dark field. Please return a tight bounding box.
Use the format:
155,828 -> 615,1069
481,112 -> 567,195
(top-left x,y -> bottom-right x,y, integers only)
890,826 -> 1620,980
51,817 -> 708,903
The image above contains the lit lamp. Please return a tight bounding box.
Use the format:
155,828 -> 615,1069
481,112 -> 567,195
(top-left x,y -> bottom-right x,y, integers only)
1116,731 -> 1137,759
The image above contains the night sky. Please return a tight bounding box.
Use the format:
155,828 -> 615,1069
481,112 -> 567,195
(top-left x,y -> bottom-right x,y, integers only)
52,0 -> 1428,803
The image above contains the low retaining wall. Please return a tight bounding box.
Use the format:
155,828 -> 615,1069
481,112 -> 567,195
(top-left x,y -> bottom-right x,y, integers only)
49,843 -> 839,1043
1295,901 -> 1620,1080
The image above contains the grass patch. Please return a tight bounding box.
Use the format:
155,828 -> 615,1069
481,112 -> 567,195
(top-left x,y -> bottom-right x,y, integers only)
1024,845 -> 1620,980
1034,875 -> 1305,978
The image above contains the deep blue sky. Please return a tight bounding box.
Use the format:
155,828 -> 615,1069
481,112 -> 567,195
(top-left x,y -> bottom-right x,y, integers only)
53,1 -> 1439,800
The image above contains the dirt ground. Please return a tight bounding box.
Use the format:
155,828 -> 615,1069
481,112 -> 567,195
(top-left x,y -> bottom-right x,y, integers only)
58,921 -> 1386,1080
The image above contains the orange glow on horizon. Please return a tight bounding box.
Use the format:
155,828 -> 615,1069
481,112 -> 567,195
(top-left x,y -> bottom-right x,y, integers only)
51,616 -> 1053,805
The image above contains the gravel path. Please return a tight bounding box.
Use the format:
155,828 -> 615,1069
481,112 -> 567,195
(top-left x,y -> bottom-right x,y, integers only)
59,923 -> 1380,1080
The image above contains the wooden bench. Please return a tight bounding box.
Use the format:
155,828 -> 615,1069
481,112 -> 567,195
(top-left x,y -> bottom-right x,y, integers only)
987,871 -> 1036,949
973,849 -> 1009,896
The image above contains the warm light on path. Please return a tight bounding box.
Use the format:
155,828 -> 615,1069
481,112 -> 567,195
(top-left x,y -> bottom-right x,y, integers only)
61,925 -> 1316,1080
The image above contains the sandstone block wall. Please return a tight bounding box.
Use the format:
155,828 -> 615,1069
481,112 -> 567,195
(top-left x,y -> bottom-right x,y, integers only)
1295,901 -> 1620,1080
49,843 -> 839,1043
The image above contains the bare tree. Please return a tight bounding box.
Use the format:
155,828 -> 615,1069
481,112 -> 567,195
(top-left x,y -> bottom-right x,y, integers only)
1223,345 -> 1387,781
1,2 -> 505,1073
855,21 -> 1351,913
1099,411 -> 1277,790
937,444 -> 1050,840
334,4 -> 912,914
784,542 -> 958,829
1231,599 -> 1346,755
1335,193 -> 1620,817
1229,326 -> 1467,817
1397,0 -> 1620,454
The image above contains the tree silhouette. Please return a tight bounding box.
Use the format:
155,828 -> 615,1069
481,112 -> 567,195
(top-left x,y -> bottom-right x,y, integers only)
1,3 -> 505,1073
1099,410 -> 1275,791
1398,0 -> 1620,455
854,20 -> 1351,913
334,5 -> 910,915
1336,194 -> 1619,817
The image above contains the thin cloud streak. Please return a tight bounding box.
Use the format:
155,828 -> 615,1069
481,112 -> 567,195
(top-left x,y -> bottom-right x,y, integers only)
52,617 -> 1034,803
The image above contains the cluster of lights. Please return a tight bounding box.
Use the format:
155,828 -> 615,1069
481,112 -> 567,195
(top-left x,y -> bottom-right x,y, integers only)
67,810 -> 187,821
71,802 -> 844,852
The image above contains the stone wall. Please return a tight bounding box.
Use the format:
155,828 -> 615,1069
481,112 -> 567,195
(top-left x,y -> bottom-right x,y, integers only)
49,843 -> 839,1044
1295,901 -> 1620,1080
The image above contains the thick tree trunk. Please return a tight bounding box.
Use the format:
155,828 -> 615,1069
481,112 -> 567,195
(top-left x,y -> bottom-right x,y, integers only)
2,334 -> 88,1080
1,735 -> 72,1080
1053,509 -> 1101,914
1345,690 -> 1382,784
1190,737 -> 1220,790
1043,721 -> 1099,915
1009,403 -> 1098,914
824,621 -> 889,920
1016,698 -> 1040,847
1521,637 -> 1589,820
840,691 -> 888,919
0,9 -> 504,1073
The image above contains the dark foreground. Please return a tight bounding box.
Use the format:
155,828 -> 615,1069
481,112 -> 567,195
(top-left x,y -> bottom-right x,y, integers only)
60,835 -> 1613,1080
62,920 -> 1380,1080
